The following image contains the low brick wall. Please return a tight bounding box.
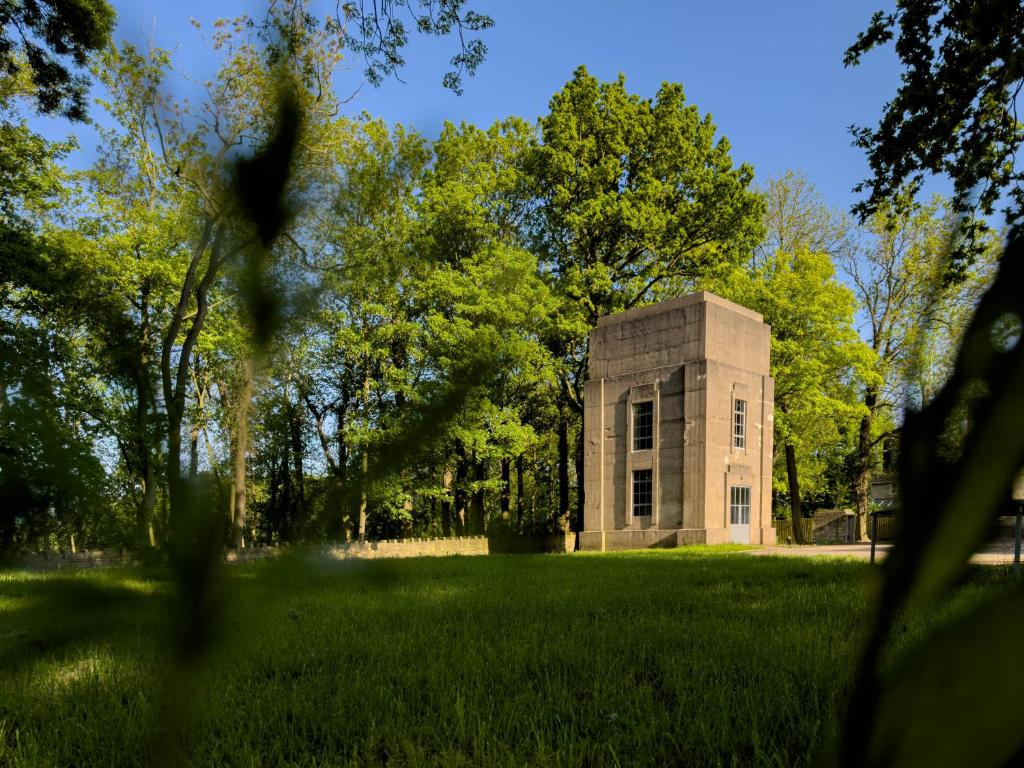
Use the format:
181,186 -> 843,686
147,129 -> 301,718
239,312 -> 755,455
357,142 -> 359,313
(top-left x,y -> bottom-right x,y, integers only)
224,537 -> 489,563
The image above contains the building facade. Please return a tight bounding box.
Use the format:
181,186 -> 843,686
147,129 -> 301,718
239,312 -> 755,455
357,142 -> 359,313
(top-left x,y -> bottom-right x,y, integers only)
579,292 -> 776,551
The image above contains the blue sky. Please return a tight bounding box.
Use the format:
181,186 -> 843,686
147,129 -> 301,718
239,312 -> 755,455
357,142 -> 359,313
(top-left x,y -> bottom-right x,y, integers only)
40,0 -> 920,218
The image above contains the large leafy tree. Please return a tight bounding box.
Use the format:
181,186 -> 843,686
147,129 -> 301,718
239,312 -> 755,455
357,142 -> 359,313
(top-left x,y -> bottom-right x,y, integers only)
416,118 -> 553,535
530,65 -> 765,529
705,250 -> 874,543
0,6 -> 119,550
838,198 -> 958,538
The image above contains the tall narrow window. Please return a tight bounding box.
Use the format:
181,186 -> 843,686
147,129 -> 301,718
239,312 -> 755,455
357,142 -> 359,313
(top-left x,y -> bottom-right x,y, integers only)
633,401 -> 653,451
733,399 -> 746,449
632,469 -> 653,517
729,486 -> 751,525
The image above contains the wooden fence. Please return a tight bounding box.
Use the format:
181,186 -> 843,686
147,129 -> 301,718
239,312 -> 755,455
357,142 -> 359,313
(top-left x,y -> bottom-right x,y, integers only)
774,515 -> 897,544
773,519 -> 814,543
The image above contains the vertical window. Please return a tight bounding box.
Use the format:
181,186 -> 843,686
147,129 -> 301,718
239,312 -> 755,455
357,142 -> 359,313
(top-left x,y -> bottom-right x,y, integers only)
632,469 -> 653,517
733,399 -> 746,449
633,401 -> 653,451
729,486 -> 751,525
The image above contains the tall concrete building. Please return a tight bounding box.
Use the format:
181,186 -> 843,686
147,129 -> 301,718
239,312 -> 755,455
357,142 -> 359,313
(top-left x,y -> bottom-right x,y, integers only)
580,292 -> 776,551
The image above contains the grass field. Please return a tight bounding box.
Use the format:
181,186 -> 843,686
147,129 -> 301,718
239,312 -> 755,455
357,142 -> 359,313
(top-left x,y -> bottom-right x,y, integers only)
0,548 -> 1012,767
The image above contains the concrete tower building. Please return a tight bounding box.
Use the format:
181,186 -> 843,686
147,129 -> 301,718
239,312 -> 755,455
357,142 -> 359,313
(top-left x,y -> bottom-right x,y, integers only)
579,292 -> 776,551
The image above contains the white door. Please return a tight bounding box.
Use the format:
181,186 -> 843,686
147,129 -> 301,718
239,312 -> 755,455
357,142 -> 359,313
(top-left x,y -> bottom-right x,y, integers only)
730,486 -> 751,544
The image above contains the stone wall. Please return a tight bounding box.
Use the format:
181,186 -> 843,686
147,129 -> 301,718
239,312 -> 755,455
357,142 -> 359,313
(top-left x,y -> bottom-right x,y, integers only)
224,537 -> 489,563
5,550 -> 140,570
3,536 -> 490,571
812,510 -> 856,544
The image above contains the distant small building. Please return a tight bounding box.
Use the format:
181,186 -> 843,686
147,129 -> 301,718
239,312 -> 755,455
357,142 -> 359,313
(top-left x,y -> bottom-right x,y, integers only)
580,292 -> 776,551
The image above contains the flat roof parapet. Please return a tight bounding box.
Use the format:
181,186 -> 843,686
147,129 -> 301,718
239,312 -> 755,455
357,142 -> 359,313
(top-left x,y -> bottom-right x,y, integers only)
594,292 -> 764,328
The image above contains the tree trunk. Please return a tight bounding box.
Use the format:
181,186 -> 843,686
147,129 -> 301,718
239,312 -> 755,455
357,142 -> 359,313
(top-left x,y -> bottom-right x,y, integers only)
189,421 -> 200,478
268,450 -> 280,540
280,449 -> 293,541
785,442 -> 806,545
454,441 -> 468,536
161,219 -> 224,534
500,457 -> 511,520
336,396 -> 349,537
231,358 -> 254,548
441,464 -> 453,537
140,461 -> 157,549
472,455 -> 486,534
516,454 -> 525,531
135,280 -> 157,550
288,397 -> 305,532
573,425 -> 584,537
557,414 -> 570,523
357,374 -> 370,541
853,387 -> 878,541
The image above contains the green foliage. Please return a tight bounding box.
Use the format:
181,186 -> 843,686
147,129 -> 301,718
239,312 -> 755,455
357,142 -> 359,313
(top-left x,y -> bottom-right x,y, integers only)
839,4 -> 1024,766
845,0 -> 1024,268
0,323 -> 114,551
339,0 -> 494,94
533,65 -> 765,330
703,250 -> 875,507
0,0 -> 115,120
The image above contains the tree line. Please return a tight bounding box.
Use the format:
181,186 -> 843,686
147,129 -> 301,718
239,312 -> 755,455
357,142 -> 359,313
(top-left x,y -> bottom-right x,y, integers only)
0,2 -> 1000,553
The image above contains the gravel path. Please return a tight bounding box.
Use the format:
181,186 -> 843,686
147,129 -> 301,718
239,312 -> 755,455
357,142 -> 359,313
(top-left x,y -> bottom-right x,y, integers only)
745,541 -> 1021,565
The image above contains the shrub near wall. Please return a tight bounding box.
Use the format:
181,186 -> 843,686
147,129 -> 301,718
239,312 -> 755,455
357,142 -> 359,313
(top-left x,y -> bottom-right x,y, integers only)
487,530 -> 575,554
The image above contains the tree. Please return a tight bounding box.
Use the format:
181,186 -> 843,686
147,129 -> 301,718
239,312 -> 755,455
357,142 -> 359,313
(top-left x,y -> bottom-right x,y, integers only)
0,0 -> 115,120
704,250 -> 874,544
337,0 -> 494,94
294,115 -> 432,540
530,65 -> 765,530
416,118 -> 553,536
838,198 -> 954,539
758,170 -> 851,263
840,4 -> 1024,765
90,4 -> 347,536
845,0 -> 1024,269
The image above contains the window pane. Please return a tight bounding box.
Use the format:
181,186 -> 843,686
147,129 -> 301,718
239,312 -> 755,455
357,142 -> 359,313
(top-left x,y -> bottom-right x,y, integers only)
634,401 -> 653,451
733,399 -> 746,449
633,469 -> 653,516
730,485 -> 751,524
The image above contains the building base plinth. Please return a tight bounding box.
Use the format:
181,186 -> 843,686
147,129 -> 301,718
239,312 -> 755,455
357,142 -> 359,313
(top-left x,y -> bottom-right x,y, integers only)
579,528 -> 778,552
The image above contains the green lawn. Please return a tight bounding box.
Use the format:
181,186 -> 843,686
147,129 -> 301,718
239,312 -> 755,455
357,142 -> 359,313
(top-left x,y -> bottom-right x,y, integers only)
0,549 -> 1011,767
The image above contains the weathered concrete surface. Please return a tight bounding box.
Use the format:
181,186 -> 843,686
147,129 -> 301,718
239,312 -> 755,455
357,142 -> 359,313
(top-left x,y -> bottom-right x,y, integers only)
582,292 -> 776,551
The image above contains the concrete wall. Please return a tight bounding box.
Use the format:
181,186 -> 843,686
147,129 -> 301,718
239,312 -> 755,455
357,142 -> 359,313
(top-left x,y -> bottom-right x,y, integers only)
582,292 -> 776,551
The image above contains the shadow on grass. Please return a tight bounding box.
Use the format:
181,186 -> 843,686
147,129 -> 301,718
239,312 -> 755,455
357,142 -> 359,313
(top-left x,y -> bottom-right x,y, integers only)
0,569 -> 172,675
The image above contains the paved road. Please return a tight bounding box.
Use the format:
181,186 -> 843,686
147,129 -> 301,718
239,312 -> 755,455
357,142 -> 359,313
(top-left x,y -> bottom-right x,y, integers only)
746,541 -> 1021,565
